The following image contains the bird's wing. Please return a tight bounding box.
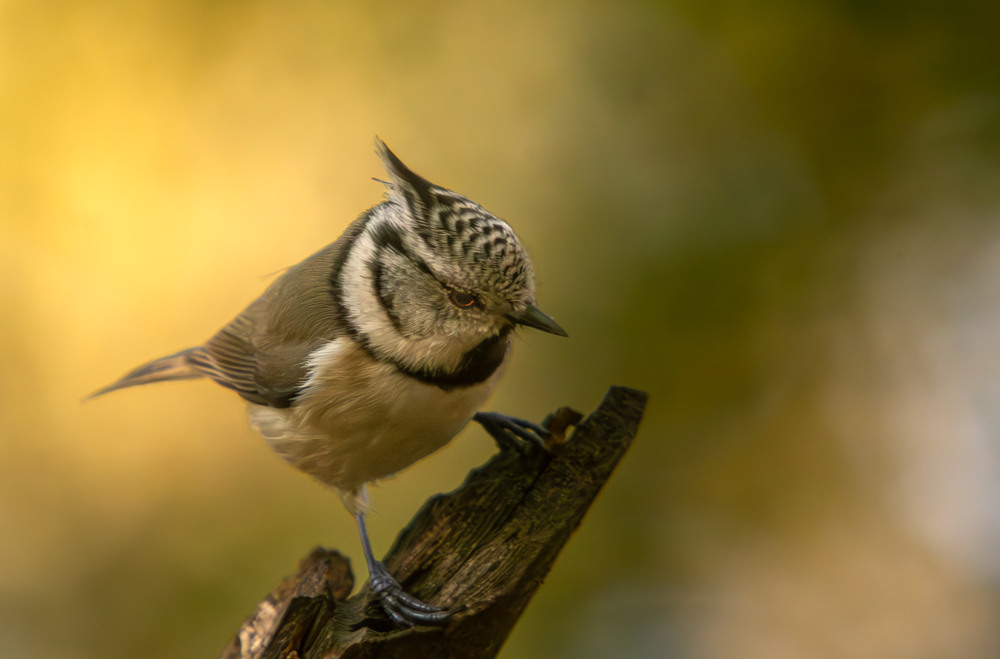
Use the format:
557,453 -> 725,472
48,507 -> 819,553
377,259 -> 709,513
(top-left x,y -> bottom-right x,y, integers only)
193,214 -> 372,408
188,313 -> 313,408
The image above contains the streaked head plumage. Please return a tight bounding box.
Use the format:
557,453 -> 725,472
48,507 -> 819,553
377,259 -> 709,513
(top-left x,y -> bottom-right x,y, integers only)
335,139 -> 565,382
374,138 -> 535,314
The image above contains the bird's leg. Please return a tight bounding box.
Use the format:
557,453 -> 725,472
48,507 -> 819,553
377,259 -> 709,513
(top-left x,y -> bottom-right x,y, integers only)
473,411 -> 550,454
354,511 -> 451,627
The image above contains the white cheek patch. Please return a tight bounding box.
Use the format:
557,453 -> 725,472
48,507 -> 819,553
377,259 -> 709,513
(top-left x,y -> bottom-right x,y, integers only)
340,230 -> 392,340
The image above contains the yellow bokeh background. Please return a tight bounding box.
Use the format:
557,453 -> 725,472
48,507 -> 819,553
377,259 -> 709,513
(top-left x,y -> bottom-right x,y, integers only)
4,1 -> 1000,657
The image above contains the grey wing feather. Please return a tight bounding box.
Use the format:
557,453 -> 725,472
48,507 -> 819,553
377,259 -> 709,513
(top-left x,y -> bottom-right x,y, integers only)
193,224 -> 361,407
193,313 -> 319,408
87,348 -> 207,399
189,314 -> 276,406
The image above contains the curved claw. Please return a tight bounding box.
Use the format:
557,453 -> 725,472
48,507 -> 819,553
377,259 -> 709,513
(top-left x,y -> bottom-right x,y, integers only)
355,511 -> 451,627
369,562 -> 451,626
473,411 -> 550,454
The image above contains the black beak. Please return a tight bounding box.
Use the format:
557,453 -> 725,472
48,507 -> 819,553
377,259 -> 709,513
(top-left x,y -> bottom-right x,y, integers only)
509,305 -> 569,337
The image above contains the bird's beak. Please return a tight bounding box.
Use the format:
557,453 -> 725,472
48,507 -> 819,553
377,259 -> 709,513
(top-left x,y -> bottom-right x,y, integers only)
509,305 -> 569,337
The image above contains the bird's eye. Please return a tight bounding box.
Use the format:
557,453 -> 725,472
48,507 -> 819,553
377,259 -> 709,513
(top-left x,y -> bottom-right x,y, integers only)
448,290 -> 479,309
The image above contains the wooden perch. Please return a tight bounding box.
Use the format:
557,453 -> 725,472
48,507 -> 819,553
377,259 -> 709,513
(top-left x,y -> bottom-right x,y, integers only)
220,386 -> 648,659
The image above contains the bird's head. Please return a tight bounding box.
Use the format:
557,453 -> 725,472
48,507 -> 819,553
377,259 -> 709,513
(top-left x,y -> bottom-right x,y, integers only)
336,139 -> 566,383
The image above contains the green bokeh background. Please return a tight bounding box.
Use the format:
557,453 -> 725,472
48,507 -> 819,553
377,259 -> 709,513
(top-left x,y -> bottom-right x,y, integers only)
4,1 -> 1000,657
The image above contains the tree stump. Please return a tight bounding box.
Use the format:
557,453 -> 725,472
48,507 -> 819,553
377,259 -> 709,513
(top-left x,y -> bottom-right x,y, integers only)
220,386 -> 647,659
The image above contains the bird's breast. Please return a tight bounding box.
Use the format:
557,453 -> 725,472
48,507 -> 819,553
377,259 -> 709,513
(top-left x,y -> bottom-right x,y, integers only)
247,337 -> 504,496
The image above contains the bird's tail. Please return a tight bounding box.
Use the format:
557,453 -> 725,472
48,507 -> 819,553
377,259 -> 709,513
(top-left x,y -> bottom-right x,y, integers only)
87,348 -> 207,400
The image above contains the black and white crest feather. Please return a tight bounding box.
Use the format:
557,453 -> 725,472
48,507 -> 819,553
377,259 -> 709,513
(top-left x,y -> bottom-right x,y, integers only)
374,138 -> 533,305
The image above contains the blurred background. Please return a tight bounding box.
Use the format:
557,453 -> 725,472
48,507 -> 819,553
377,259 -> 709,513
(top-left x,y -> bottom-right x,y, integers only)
3,1 -> 1000,657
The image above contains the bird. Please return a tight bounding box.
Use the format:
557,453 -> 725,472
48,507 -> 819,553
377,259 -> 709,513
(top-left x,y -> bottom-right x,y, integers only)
89,138 -> 568,626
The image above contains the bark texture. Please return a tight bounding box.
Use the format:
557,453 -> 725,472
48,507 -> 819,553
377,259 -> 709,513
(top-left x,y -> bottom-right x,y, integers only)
220,386 -> 648,659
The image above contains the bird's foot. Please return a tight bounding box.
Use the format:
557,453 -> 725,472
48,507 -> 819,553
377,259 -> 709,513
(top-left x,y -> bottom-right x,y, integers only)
368,561 -> 451,627
473,411 -> 550,454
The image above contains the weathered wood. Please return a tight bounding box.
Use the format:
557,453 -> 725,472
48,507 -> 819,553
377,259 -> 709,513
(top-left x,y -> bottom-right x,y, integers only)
221,386 -> 647,659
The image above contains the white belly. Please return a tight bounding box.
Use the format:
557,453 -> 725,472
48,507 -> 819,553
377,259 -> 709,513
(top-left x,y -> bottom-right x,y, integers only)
247,338 -> 503,506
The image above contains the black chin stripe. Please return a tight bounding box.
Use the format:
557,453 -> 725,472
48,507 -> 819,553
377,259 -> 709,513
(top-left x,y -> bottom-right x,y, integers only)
396,329 -> 511,391
350,328 -> 510,392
